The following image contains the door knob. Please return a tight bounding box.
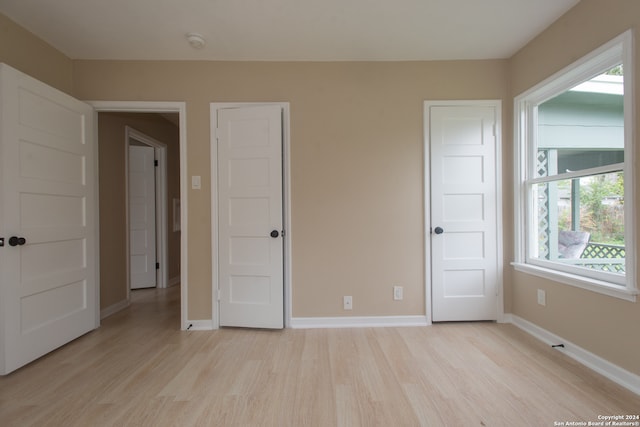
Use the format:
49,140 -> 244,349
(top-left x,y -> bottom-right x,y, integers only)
270,230 -> 280,238
434,227 -> 444,235
8,236 -> 26,246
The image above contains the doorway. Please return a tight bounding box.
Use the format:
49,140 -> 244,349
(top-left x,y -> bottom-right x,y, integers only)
93,102 -> 188,329
424,100 -> 504,323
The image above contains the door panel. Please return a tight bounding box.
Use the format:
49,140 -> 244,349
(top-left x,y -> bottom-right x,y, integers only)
217,105 -> 284,329
0,64 -> 98,374
430,104 -> 498,322
129,145 -> 157,289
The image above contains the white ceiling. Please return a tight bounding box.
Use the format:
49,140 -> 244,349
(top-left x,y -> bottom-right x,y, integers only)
0,0 -> 580,61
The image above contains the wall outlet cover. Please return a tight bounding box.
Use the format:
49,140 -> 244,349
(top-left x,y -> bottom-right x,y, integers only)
537,289 -> 546,306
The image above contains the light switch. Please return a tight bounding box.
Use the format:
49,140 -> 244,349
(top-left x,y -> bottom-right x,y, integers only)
191,175 -> 201,190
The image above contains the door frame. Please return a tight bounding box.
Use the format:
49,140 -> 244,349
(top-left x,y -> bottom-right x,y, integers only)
125,126 -> 168,291
210,102 -> 292,329
423,100 -> 505,325
91,101 -> 189,330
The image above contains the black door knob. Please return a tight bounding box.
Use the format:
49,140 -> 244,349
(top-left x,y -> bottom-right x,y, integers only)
9,236 -> 26,246
270,230 -> 280,238
434,227 -> 444,235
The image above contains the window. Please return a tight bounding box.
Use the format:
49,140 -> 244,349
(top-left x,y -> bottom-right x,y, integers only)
513,30 -> 636,301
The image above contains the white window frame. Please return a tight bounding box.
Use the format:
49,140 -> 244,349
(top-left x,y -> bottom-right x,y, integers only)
513,30 -> 637,302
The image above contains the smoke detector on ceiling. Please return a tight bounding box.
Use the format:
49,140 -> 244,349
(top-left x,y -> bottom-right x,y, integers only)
186,33 -> 206,49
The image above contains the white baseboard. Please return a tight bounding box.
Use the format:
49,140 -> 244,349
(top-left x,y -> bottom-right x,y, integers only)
182,316 -> 428,331
168,275 -> 180,287
290,315 -> 429,329
100,299 -> 130,320
184,319 -> 215,331
506,314 -> 640,396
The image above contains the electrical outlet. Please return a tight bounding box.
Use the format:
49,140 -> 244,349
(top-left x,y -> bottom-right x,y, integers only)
343,296 -> 353,310
537,289 -> 546,306
393,286 -> 403,300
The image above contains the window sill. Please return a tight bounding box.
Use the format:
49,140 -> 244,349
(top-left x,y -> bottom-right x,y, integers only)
511,262 -> 637,302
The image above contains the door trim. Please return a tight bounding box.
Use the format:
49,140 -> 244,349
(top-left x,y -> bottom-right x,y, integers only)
210,102 -> 292,329
126,126 -> 168,290
90,101 -> 189,330
423,100 -> 504,324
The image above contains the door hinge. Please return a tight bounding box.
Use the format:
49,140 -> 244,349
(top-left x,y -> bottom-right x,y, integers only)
217,289 -> 221,301
156,262 -> 160,270
154,159 -> 159,167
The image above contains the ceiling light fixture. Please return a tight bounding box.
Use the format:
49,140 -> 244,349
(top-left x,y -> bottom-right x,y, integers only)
186,33 -> 206,49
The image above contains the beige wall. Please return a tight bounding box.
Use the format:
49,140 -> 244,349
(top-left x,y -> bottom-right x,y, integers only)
72,60 -> 509,319
0,13 -> 73,94
508,0 -> 640,375
98,113 -> 181,310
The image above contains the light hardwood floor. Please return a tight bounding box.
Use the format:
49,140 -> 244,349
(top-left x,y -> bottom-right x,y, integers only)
1,286 -> 638,426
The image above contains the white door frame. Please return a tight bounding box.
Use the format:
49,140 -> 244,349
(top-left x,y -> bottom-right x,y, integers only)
91,101 -> 189,330
423,100 -> 504,324
126,126 -> 168,290
210,102 -> 292,329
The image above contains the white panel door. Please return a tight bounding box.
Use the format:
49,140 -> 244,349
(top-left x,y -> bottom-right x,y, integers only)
430,104 -> 498,321
0,64 -> 98,374
217,105 -> 283,329
129,145 -> 157,289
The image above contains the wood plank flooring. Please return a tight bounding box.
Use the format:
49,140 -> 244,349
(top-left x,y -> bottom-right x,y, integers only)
1,286 -> 638,426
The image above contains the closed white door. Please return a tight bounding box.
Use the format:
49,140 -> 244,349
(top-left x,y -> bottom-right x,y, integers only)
129,144 -> 157,289
0,64 -> 98,374
217,105 -> 284,329
429,103 -> 499,322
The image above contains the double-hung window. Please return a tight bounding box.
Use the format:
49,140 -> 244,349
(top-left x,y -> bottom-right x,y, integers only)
513,30 -> 637,301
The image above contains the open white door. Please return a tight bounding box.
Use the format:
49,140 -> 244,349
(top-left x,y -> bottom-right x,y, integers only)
429,103 -> 500,322
0,64 -> 98,374
217,105 -> 284,329
129,145 -> 157,289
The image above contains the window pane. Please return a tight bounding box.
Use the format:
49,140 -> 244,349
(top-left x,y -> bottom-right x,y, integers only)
517,33 -> 634,294
532,171 -> 625,274
536,65 -> 624,178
